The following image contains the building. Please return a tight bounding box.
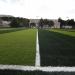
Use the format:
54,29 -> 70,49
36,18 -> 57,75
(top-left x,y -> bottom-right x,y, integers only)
52,19 -> 60,28
0,15 -> 13,27
0,20 -> 11,27
29,19 -> 60,28
29,19 -> 39,27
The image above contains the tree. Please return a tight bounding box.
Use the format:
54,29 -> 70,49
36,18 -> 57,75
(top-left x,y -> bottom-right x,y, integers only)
48,20 -> 54,27
30,23 -> 36,27
43,19 -> 49,25
38,18 -> 44,28
10,19 -> 20,27
58,18 -> 66,28
67,19 -> 75,28
23,19 -> 29,27
10,17 -> 30,28
1,16 -> 14,21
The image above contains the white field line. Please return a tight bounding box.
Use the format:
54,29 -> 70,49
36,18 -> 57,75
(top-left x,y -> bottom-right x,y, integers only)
0,65 -> 75,72
35,30 -> 40,67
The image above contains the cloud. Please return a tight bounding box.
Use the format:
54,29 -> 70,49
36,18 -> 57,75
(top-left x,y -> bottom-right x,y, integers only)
0,0 -> 75,19
0,0 -> 20,4
0,0 -> 6,2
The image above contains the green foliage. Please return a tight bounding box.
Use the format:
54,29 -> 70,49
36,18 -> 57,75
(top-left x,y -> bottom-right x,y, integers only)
10,17 -> 30,28
1,16 -> 14,21
43,19 -> 49,25
30,23 -> 36,27
58,18 -> 75,28
67,19 -> 75,28
10,19 -> 19,27
1,16 -> 30,28
38,18 -> 44,28
48,20 -> 54,27
58,18 -> 65,28
39,19 -> 54,28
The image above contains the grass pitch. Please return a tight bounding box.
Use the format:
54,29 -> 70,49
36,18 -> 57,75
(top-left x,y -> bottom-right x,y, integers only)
39,29 -> 75,66
0,28 -> 36,65
0,28 -> 25,34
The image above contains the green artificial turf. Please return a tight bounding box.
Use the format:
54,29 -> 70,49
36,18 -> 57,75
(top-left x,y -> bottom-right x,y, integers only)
0,29 -> 36,65
39,29 -> 75,66
50,29 -> 75,37
0,28 -> 25,34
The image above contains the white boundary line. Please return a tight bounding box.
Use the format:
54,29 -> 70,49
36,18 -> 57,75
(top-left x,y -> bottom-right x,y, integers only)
0,65 -> 75,72
0,29 -> 75,72
35,30 -> 40,67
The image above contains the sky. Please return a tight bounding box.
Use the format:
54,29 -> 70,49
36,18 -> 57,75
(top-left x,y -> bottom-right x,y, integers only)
0,0 -> 75,19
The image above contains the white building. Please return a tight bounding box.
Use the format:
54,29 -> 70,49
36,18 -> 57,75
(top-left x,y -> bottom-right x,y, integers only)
0,20 -> 11,27
29,19 -> 60,28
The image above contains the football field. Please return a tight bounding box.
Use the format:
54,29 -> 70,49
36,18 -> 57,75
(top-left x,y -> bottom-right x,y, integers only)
39,29 -> 75,66
0,28 -> 36,65
0,28 -> 75,75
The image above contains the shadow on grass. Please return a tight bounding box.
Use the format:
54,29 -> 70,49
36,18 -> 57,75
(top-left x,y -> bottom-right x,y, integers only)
0,28 -> 26,34
38,29 -> 75,66
0,70 -> 75,75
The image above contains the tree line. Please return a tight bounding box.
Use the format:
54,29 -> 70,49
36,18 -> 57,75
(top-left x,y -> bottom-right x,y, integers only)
0,17 -> 55,28
38,18 -> 54,28
1,16 -> 30,28
1,16 -> 75,28
58,18 -> 75,29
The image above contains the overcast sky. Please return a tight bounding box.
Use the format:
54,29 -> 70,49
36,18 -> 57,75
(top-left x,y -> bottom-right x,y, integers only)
0,0 -> 75,19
